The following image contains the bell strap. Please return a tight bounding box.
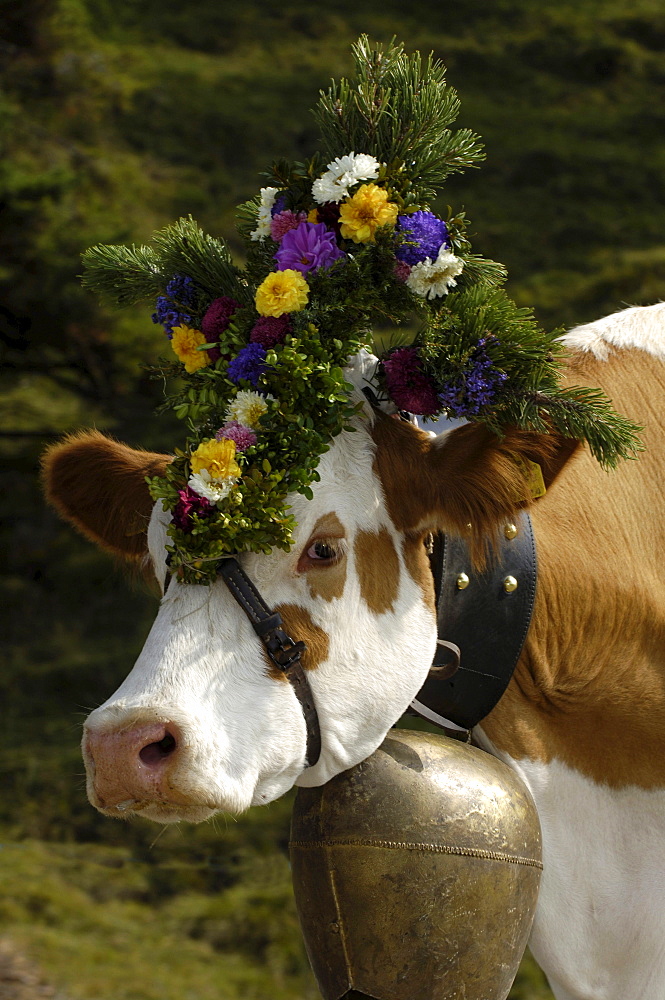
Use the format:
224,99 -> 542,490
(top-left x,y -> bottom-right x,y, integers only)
217,557 -> 322,767
412,511 -> 537,731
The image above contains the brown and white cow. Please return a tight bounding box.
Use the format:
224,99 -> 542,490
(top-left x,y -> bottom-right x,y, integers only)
44,303 -> 665,1000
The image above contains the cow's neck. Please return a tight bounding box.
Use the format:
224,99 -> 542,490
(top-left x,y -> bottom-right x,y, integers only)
480,362 -> 665,791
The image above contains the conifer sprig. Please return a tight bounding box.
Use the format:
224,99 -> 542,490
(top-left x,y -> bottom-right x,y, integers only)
314,36 -> 485,204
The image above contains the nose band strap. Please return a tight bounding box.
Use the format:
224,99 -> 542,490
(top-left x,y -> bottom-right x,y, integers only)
217,557 -> 322,768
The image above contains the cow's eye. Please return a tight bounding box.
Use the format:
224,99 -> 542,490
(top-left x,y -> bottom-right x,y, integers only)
307,540 -> 338,562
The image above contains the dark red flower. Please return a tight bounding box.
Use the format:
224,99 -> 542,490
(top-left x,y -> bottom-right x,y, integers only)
173,486 -> 213,532
201,296 -> 241,362
249,314 -> 292,349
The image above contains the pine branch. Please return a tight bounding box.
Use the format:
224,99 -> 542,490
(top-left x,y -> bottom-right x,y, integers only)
152,217 -> 252,307
81,243 -> 165,306
314,36 -> 484,203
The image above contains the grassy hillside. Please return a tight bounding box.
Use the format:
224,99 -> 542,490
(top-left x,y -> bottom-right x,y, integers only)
2,1 -> 664,997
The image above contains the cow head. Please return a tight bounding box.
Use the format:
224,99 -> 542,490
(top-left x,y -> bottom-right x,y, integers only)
43,359 -> 571,824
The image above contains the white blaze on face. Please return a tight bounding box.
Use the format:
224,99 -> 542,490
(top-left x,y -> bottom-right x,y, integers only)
83,413 -> 438,822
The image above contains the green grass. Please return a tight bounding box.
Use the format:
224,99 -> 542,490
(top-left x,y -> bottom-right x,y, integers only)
0,838 -> 553,999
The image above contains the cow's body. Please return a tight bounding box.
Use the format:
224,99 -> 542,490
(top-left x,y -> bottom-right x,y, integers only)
44,303 -> 665,1000
479,315 -> 665,998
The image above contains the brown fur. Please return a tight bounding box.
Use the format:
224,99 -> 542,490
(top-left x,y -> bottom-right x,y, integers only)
372,412 -> 575,567
481,347 -> 665,788
302,513 -> 348,602
354,527 -> 400,614
272,604 -> 330,674
402,536 -> 436,612
41,430 -> 171,560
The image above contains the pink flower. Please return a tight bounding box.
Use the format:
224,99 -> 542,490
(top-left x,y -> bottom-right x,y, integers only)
393,260 -> 412,282
215,421 -> 257,451
270,211 -> 307,242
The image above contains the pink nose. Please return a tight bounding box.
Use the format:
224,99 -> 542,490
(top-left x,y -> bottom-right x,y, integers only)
84,721 -> 180,810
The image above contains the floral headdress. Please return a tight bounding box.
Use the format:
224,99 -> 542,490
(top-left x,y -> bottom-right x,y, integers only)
82,37 -> 640,585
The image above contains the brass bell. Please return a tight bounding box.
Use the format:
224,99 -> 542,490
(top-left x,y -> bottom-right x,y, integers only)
291,729 -> 542,1000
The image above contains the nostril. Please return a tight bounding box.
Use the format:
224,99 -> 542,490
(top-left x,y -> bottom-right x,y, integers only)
139,730 -> 177,767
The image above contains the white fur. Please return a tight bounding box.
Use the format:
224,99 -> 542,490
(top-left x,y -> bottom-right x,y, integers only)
476,739 -> 665,1000
560,301 -> 665,361
86,404 -> 437,817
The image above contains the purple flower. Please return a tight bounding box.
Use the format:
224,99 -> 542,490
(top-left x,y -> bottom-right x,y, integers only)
216,420 -> 257,451
275,222 -> 344,273
249,315 -> 292,349
383,347 -> 440,416
173,486 -> 213,532
227,343 -> 268,387
395,211 -> 449,266
271,193 -> 288,217
438,339 -> 508,417
201,296 -> 240,362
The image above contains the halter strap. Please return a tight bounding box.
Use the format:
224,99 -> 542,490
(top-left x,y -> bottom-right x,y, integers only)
217,557 -> 322,768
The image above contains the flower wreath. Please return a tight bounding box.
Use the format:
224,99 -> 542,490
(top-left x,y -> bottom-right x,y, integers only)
82,37 -> 640,585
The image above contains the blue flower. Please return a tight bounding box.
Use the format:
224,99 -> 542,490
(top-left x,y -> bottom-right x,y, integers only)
227,344 -> 268,387
395,211 -> 449,266
152,274 -> 201,335
165,274 -> 199,308
151,295 -> 193,337
438,339 -> 508,417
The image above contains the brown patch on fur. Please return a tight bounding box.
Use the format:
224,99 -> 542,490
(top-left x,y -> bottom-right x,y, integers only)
41,430 -> 171,560
304,512 -> 347,602
354,527 -> 400,614
402,535 -> 436,611
479,347 -> 665,788
372,412 -> 577,568
268,603 -> 330,677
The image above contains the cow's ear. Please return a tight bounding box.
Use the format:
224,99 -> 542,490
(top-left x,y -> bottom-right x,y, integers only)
373,413 -> 579,563
41,431 -> 172,560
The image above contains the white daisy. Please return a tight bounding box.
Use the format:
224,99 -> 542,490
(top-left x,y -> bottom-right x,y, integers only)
406,248 -> 464,299
250,187 -> 279,241
188,469 -> 236,503
312,152 -> 381,204
226,390 -> 274,429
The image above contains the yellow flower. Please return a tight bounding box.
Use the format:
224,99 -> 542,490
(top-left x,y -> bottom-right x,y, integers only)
307,208 -> 320,223
190,438 -> 241,481
171,325 -> 210,373
338,183 -> 398,243
255,269 -> 309,317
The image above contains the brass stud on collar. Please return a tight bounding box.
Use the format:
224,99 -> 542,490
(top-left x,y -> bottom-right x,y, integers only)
504,523 -> 518,540
456,572 -> 470,590
503,575 -> 518,593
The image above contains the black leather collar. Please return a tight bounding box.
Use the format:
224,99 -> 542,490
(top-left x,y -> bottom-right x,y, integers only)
411,511 -> 537,732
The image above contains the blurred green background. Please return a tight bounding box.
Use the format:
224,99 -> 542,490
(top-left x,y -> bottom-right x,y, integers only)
2,0 -> 664,996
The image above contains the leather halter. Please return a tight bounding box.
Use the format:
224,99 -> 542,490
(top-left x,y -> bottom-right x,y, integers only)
410,511 -> 538,733
217,557 -> 322,767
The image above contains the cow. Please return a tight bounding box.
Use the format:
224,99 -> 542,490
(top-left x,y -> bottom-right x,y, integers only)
43,302 -> 665,1000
